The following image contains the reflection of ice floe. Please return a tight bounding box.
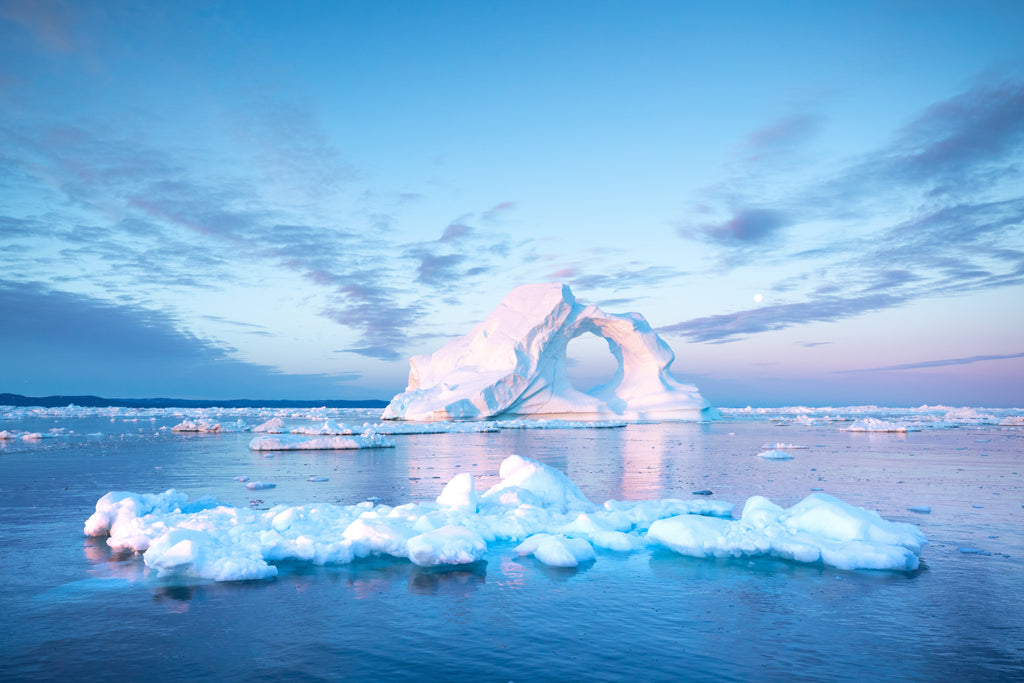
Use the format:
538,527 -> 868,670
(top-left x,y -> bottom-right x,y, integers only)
841,419 -> 921,433
84,456 -> 925,582
248,433 -> 396,451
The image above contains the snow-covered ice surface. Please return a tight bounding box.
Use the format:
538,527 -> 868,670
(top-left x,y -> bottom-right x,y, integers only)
2,404 -> 1023,681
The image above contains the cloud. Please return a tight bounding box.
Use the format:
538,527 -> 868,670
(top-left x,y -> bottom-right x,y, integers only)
568,265 -> 686,292
660,292 -> 905,344
321,280 -> 424,361
0,0 -> 77,53
482,201 -> 516,222
0,280 -> 356,397
687,208 -> 790,245
743,114 -> 824,162
669,73 -> 1024,341
838,352 -> 1024,373
439,221 -> 474,242
411,250 -> 467,286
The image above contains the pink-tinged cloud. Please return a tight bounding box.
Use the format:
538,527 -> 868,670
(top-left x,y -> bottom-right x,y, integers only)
547,267 -> 579,279
483,201 -> 517,221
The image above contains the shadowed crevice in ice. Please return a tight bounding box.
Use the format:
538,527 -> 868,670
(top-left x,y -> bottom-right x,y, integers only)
84,455 -> 925,582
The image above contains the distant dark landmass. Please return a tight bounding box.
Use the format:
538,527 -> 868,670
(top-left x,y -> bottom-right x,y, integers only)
0,393 -> 388,409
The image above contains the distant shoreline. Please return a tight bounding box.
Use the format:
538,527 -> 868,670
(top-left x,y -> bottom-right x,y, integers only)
0,393 -> 388,409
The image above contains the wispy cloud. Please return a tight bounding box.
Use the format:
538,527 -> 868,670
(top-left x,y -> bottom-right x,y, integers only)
0,280 -> 357,395
838,352 -> 1024,373
660,292 -> 905,344
667,74 -> 1024,343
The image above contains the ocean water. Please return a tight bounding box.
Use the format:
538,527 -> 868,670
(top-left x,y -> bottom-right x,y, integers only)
1,407 -> 1022,681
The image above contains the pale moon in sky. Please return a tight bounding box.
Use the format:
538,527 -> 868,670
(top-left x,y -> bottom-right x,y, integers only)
754,293 -> 763,303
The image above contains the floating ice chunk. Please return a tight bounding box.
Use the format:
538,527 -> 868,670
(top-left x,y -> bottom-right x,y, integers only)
908,506 -> 931,514
436,472 -> 478,512
481,455 -> 593,513
516,533 -> 595,567
307,476 -> 329,482
407,525 -> 487,567
758,449 -> 794,460
289,419 -> 353,435
556,512 -> 639,551
252,417 -> 287,433
343,516 -> 416,559
958,547 -> 991,555
0,430 -> 15,439
841,419 -> 920,433
234,476 -> 249,482
999,415 -> 1024,426
246,482 -> 276,490
171,420 -> 222,433
248,433 -> 395,450
649,492 -> 926,571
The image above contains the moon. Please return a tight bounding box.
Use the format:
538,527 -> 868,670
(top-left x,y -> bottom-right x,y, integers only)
753,293 -> 763,303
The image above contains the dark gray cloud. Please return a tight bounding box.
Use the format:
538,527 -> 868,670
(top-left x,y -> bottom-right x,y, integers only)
0,280 -> 358,397
838,352 -> 1024,373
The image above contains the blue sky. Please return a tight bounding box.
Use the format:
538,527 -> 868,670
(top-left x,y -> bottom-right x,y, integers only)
1,0 -> 1023,406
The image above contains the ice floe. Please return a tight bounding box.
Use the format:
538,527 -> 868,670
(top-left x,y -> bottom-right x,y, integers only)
841,419 -> 921,433
648,493 -> 926,571
758,449 -> 795,460
84,456 -> 925,581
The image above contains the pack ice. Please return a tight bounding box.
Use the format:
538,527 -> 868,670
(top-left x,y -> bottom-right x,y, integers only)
84,456 -> 926,581
382,283 -> 716,421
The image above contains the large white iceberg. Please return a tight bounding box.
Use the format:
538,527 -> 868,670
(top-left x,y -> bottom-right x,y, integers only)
383,283 -> 716,421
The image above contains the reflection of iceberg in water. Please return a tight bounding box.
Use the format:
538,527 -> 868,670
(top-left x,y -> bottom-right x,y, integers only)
383,283 -> 717,421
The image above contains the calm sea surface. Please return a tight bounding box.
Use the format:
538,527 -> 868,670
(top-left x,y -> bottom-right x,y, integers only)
1,410 -> 1022,681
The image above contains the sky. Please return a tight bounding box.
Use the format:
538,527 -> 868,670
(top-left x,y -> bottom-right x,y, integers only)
1,0 -> 1023,407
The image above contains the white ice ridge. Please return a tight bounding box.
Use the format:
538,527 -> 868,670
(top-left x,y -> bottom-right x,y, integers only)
382,283 -> 717,421
84,455 -> 925,582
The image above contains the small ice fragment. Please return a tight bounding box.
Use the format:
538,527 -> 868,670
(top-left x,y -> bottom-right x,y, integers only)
692,490 -> 713,496
972,505 -> 983,509
246,482 -> 276,490
958,547 -> 991,556
811,487 -> 825,491
758,449 -> 794,460
907,506 -> 931,514
234,476 -> 250,482
366,496 -> 382,502
307,476 -> 328,482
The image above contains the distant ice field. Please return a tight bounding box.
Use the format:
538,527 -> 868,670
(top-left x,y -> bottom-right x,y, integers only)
1,404 -> 1022,681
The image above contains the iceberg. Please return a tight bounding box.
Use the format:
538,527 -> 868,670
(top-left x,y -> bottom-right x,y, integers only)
383,283 -> 716,421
